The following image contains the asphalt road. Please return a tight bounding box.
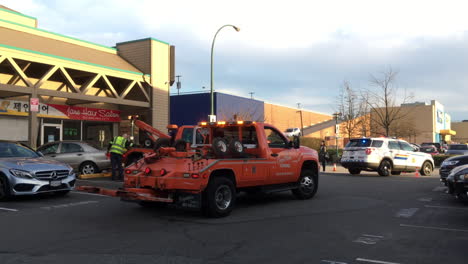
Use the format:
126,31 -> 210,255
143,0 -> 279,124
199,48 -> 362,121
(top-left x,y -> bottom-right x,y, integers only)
0,171 -> 467,264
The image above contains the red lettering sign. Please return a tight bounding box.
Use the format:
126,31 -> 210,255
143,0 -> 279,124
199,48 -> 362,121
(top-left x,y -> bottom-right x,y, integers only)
49,104 -> 121,122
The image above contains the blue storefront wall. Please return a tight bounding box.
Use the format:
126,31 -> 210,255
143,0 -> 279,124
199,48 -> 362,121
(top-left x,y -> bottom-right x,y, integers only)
216,93 -> 264,122
170,92 -> 265,126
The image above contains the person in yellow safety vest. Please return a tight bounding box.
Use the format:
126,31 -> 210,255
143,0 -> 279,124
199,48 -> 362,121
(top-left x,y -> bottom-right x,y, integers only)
107,133 -> 133,181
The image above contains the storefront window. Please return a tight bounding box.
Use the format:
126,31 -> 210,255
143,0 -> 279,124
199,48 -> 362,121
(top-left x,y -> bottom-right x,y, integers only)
84,121 -> 113,150
63,120 -> 81,141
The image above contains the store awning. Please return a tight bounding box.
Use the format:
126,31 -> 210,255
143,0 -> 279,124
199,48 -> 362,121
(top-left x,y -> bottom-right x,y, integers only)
440,129 -> 456,136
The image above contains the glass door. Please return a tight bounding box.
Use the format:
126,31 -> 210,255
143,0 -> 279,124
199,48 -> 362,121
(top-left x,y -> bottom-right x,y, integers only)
41,123 -> 62,145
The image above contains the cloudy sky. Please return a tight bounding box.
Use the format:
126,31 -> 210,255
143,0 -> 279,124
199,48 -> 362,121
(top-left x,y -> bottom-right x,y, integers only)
5,0 -> 468,120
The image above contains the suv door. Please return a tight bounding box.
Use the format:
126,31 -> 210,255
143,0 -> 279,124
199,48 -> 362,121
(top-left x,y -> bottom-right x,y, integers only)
387,140 -> 406,171
399,141 -> 421,171
264,126 -> 299,184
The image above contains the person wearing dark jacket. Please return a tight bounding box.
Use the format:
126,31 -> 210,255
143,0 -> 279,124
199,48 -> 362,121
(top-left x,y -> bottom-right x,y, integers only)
319,140 -> 327,172
107,133 -> 133,181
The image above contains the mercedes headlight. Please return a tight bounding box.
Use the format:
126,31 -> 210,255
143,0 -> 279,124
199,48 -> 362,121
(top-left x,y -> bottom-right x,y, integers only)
442,160 -> 459,166
10,169 -> 34,179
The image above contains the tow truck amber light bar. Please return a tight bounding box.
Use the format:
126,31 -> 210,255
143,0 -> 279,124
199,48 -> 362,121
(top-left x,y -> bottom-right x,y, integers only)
198,121 -> 254,126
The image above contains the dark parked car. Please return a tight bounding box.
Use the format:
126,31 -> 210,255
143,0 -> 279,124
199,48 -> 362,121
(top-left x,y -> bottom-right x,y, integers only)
446,164 -> 468,202
439,155 -> 468,184
0,141 -> 76,200
446,144 -> 468,155
37,141 -> 110,175
421,142 -> 446,153
419,145 -> 439,156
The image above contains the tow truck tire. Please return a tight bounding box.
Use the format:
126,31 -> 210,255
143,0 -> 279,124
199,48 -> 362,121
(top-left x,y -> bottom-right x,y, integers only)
202,177 -> 236,218
154,138 -> 171,151
174,139 -> 187,152
378,160 -> 392,176
212,137 -> 229,157
292,169 -> 318,199
228,139 -> 244,156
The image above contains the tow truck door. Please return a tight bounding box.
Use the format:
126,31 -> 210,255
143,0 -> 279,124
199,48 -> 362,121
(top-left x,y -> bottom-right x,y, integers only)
264,126 -> 300,184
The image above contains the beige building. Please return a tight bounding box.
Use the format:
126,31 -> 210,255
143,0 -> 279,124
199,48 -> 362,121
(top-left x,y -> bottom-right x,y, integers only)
450,122 -> 468,143
0,6 -> 174,148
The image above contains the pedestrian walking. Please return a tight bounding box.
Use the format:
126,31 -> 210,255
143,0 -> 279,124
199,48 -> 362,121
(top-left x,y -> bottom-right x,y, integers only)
319,140 -> 328,172
107,133 -> 132,181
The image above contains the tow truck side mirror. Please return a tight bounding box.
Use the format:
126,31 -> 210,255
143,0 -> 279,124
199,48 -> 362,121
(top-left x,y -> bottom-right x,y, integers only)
292,136 -> 300,149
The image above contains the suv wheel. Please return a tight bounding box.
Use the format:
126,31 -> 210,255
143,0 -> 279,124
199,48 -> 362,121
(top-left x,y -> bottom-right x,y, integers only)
203,177 -> 236,218
420,161 -> 433,176
292,169 -> 318,199
378,160 -> 392,176
348,168 -> 361,175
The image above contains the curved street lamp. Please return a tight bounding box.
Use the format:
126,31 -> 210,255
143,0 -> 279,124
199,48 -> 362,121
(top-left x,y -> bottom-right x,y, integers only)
210,24 -> 240,118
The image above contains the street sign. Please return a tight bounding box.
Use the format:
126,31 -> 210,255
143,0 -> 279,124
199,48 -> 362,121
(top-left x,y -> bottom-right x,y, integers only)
30,98 -> 39,112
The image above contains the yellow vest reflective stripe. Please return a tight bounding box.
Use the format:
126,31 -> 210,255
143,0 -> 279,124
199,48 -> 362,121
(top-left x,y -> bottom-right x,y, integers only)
110,136 -> 127,155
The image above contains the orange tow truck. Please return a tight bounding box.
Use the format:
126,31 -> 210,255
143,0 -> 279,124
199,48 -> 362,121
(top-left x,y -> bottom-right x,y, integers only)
123,118 -> 194,166
78,121 -> 319,217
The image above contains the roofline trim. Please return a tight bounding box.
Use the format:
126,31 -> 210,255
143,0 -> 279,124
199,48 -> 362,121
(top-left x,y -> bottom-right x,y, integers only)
0,6 -> 38,21
0,18 -> 117,53
116,37 -> 170,46
0,43 -> 145,76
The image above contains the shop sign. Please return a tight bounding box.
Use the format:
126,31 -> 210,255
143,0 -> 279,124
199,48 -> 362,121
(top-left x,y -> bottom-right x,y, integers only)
0,99 -> 121,122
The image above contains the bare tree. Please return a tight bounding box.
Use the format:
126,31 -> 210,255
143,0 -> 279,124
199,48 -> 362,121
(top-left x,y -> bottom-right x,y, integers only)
365,68 -> 413,136
358,92 -> 371,137
337,80 -> 362,139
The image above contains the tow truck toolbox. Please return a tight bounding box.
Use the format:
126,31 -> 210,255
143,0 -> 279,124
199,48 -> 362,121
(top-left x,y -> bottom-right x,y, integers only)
77,121 -> 320,217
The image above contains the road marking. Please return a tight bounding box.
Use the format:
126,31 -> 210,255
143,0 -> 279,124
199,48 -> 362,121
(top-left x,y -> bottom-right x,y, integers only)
356,258 -> 401,264
417,197 -> 432,202
322,260 -> 348,264
400,224 -> 468,233
41,200 -> 98,210
353,234 -> 384,245
0,207 -> 18,212
432,186 -> 446,192
72,191 -> 109,198
396,208 -> 419,218
424,205 -> 468,210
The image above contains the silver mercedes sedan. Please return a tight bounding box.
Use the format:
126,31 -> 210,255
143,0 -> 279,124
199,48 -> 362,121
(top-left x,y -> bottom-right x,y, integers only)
0,141 -> 76,200
37,141 -> 111,175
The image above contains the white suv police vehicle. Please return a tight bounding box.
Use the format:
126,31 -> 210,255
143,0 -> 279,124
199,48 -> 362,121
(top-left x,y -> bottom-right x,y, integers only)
341,137 -> 434,176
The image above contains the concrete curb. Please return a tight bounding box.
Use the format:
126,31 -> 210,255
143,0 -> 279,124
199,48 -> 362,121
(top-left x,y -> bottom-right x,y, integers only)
78,172 -> 111,179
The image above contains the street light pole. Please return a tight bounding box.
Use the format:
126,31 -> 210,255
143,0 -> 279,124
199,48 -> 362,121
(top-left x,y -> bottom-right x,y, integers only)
297,103 -> 304,136
333,112 -> 342,159
210,24 -> 240,119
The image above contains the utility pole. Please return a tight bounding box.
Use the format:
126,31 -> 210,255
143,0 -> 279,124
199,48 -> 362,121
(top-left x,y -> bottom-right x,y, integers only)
296,103 -> 304,136
175,75 -> 182,95
249,92 -> 255,99
333,112 -> 342,160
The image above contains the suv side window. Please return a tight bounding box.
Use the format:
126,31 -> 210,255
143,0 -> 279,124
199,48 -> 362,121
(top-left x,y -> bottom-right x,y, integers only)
388,141 -> 401,150
371,140 -> 383,147
399,141 -> 415,152
264,127 -> 288,148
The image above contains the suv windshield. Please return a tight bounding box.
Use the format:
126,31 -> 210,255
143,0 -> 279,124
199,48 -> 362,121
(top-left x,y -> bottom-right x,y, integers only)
0,142 -> 39,158
448,144 -> 468,150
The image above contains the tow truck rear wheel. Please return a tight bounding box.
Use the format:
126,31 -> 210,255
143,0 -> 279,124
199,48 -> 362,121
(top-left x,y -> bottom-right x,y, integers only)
202,177 -> 236,218
292,169 -> 318,199
212,137 -> 229,158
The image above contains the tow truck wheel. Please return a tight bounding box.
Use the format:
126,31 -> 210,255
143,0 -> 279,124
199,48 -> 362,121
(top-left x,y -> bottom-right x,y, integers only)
212,137 -> 229,157
203,177 -> 236,218
292,169 -> 318,199
228,139 -> 244,156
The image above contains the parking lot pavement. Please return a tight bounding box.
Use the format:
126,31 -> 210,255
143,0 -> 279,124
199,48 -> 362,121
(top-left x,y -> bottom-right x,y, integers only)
0,171 -> 466,264
323,164 -> 440,177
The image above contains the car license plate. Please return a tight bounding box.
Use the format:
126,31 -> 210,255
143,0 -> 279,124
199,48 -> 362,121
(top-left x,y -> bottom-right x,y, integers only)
50,180 -> 62,187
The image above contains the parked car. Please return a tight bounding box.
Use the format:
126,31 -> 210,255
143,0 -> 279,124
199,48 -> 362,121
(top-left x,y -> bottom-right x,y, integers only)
445,144 -> 468,155
421,142 -> 446,153
37,141 -> 110,175
341,137 -> 434,176
446,164 -> 468,202
0,140 -> 76,200
284,128 -> 301,137
439,155 -> 468,184
410,143 -> 420,152
419,145 -> 439,156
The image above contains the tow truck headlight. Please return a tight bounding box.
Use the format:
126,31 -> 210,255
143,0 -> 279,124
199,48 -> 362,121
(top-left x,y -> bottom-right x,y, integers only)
10,169 -> 34,179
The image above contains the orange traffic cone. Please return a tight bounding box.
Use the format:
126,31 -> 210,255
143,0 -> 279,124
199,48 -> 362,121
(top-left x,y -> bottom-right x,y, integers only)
415,167 -> 420,177
333,163 -> 337,171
